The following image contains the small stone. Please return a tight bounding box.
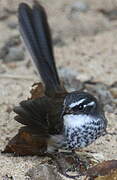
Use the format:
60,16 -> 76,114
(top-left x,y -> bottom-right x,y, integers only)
6,35 -> 21,47
4,47 -> 24,62
0,47 -> 8,60
99,9 -> 117,21
59,67 -> 83,91
84,82 -> 112,104
6,15 -> 18,29
0,9 -> 8,20
6,105 -> 13,114
70,1 -> 89,13
0,63 -> 6,73
26,164 -> 61,180
113,99 -> 117,105
5,8 -> 17,15
0,35 -> 24,62
69,12 -> 109,36
53,36 -> 65,47
110,88 -> 117,98
7,22 -> 18,29
104,104 -> 114,113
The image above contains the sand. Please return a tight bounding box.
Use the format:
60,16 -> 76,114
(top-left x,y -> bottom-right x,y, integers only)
0,0 -> 117,179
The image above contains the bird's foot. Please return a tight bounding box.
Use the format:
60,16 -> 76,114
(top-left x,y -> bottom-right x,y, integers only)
48,150 -> 89,179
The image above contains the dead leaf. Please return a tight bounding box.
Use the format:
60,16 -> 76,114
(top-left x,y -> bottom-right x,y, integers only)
85,160 -> 117,179
3,126 -> 47,156
30,82 -> 45,99
95,169 -> 117,180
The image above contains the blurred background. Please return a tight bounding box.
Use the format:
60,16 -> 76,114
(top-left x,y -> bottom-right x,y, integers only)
0,0 -> 117,179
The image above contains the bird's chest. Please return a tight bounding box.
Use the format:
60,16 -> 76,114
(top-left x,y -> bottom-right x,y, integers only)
63,114 -> 104,149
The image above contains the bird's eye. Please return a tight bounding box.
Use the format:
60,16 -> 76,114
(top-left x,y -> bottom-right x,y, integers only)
72,104 -> 84,112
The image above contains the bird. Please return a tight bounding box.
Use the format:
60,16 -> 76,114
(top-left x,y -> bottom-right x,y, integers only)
14,2 -> 107,154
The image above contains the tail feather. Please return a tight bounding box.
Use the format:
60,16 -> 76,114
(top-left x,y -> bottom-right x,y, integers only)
32,4 -> 58,77
18,3 -> 62,95
14,97 -> 49,130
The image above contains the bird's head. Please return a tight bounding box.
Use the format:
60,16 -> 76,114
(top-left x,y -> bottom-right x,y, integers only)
62,91 -> 107,129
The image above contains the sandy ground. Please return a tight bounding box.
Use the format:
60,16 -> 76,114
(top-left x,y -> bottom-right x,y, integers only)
0,0 -> 117,179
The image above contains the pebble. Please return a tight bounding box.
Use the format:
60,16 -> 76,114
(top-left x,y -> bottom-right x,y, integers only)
6,35 -> 21,47
110,88 -> 117,99
53,36 -> 65,47
84,82 -> 113,106
99,9 -> 117,21
7,22 -> 18,29
70,1 -> 89,13
26,164 -> 61,180
0,35 -> 24,62
59,67 -> 83,91
4,46 -> 24,62
0,47 -> 9,60
0,9 -> 8,20
104,104 -> 115,113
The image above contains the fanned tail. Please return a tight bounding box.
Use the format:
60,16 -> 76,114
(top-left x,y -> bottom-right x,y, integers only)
18,3 -> 62,96
14,97 -> 49,131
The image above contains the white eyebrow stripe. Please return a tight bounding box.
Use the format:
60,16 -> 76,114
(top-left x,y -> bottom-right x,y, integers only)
69,98 -> 86,108
84,101 -> 95,107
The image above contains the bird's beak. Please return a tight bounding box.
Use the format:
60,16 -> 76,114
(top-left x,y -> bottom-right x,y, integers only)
60,108 -> 72,119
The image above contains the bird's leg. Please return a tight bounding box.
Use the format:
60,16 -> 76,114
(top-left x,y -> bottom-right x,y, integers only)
72,149 -> 80,162
46,149 -> 89,178
63,149 -> 91,177
46,150 -> 80,178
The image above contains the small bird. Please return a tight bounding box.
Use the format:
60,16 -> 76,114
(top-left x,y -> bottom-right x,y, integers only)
14,2 -> 107,154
